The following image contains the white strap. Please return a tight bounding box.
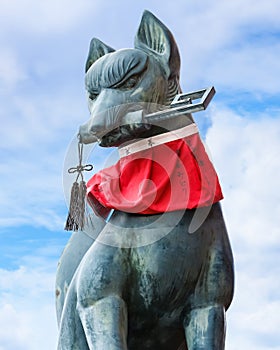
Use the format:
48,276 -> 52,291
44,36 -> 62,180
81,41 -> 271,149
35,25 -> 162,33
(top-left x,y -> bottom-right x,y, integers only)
118,123 -> 199,158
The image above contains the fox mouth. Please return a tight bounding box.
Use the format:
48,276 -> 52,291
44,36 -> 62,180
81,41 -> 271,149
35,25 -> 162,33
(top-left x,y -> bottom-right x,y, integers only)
99,123 -> 151,147
81,103 -> 165,147
99,122 -> 171,147
98,104 -> 156,147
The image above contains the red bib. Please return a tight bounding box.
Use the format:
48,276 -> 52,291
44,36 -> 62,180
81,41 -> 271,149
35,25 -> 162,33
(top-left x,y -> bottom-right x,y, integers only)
87,127 -> 223,215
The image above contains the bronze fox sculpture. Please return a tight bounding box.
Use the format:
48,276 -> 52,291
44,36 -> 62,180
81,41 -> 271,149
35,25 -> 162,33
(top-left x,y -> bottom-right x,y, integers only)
56,10 -> 234,350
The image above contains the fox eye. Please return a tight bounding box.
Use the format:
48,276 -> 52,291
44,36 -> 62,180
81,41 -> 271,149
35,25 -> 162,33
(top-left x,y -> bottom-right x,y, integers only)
118,75 -> 140,90
89,93 -> 98,101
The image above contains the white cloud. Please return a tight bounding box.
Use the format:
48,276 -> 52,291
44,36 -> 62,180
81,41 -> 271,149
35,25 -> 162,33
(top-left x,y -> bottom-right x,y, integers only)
226,268 -> 280,349
0,302 -> 57,350
204,105 -> 280,349
0,89 -> 87,150
0,0 -> 101,35
172,0 -> 280,94
0,49 -> 27,90
0,84 -> 89,230
0,264 -> 58,350
176,0 -> 280,46
206,105 -> 280,247
202,41 -> 280,94
0,152 -> 67,230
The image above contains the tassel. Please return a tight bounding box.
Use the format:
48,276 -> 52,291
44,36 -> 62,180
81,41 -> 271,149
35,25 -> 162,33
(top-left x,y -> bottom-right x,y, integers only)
64,141 -> 93,231
78,180 -> 87,229
64,180 -> 88,231
65,181 -> 80,231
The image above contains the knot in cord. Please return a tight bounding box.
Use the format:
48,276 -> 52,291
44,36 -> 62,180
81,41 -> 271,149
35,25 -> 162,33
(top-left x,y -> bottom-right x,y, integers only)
67,142 -> 93,181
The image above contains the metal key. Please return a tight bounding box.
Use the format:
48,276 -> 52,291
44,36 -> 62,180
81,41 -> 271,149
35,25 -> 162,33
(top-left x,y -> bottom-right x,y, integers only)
145,86 -> 215,123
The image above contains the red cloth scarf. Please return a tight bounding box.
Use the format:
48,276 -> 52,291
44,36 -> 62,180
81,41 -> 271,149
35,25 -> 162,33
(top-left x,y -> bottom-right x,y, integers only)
87,125 -> 223,215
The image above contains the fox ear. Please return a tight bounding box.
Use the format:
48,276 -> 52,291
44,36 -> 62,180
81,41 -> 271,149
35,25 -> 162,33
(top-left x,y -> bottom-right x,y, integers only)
134,10 -> 180,81
85,38 -> 115,72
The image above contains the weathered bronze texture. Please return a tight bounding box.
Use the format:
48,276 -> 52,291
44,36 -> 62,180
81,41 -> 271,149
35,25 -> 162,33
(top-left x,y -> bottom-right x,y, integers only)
56,10 -> 234,350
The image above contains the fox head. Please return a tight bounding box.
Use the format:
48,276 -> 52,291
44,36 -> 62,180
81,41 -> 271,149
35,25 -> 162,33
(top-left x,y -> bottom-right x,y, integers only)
79,10 -> 186,146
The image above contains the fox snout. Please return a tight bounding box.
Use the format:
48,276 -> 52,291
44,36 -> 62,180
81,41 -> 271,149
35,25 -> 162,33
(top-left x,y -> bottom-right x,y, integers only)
78,123 -> 99,144
78,90 -> 146,145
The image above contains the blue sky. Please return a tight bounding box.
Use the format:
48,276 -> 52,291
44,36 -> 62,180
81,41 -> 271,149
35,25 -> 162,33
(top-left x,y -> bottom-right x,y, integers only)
0,0 -> 280,349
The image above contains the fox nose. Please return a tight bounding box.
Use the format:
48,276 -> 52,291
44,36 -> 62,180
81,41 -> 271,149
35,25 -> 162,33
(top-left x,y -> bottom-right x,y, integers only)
78,123 -> 100,144
79,88 -> 146,144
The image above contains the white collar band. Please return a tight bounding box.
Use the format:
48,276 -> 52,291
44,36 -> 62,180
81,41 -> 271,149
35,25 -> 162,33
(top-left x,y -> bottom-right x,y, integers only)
118,123 -> 199,158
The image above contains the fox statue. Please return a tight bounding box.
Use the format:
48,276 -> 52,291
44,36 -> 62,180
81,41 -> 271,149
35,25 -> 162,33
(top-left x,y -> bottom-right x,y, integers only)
56,10 -> 234,350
